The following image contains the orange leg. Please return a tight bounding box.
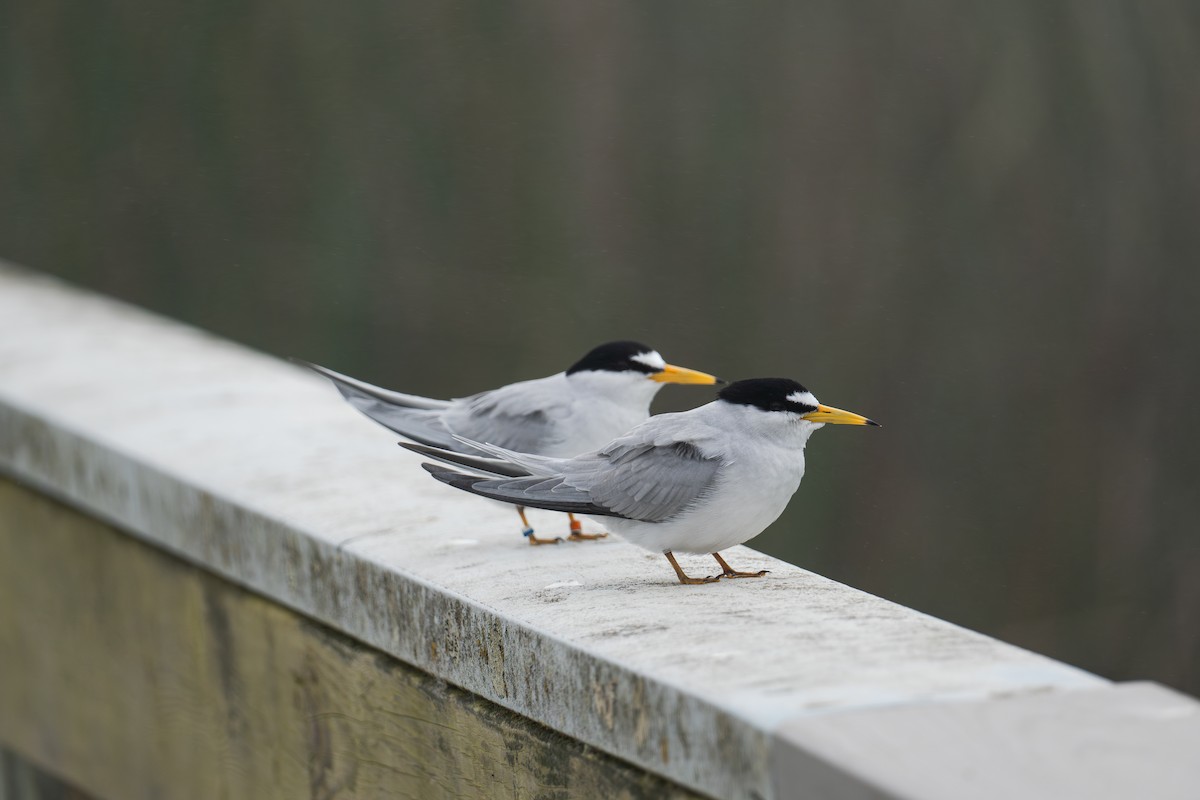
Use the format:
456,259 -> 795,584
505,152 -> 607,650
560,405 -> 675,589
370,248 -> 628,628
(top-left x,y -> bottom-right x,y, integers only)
712,552 -> 769,579
518,506 -> 562,546
664,551 -> 720,585
566,513 -> 608,542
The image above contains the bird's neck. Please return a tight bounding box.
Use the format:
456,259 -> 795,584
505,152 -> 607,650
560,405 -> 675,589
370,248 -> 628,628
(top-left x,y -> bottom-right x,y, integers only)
565,371 -> 661,411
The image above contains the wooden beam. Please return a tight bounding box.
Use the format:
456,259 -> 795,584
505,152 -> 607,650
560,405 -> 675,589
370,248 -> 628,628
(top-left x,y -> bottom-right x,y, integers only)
0,480 -> 698,800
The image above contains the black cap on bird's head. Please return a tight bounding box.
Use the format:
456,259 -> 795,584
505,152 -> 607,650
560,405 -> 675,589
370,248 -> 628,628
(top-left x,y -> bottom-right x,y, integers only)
566,341 -> 722,385
567,341 -> 657,374
718,378 -> 880,426
718,378 -> 814,412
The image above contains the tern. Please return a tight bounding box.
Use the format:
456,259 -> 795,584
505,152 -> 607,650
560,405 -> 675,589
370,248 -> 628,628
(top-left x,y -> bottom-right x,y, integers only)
407,378 -> 878,584
298,341 -> 720,544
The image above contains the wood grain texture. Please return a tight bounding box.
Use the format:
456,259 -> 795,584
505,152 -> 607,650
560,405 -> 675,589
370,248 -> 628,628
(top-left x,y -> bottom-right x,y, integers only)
0,480 -> 699,800
1,749 -> 95,800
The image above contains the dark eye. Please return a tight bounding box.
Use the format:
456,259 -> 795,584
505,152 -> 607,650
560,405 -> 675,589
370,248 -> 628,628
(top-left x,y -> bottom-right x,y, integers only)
769,401 -> 787,412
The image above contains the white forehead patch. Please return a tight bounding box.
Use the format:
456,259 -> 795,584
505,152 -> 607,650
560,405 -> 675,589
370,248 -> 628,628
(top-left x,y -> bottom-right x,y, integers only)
788,391 -> 819,408
632,351 -> 667,370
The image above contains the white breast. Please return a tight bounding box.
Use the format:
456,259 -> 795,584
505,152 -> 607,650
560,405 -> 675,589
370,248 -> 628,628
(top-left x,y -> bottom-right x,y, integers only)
548,400 -> 651,457
545,371 -> 662,457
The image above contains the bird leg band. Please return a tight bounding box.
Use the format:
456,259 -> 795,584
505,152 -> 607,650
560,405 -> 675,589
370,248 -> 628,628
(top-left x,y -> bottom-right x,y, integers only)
517,507 -> 562,545
567,514 -> 608,542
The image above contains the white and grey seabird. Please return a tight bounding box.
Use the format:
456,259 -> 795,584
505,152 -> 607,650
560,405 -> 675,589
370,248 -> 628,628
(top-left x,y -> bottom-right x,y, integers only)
298,341 -> 720,544
408,378 -> 878,583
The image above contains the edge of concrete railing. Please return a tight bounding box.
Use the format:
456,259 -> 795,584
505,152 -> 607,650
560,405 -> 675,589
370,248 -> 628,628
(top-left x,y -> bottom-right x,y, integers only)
1,261 -> 1198,800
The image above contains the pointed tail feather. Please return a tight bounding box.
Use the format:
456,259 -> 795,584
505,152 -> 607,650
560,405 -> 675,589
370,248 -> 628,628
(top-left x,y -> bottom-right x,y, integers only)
421,464 -> 619,518
400,442 -> 529,478
449,435 -> 566,476
294,359 -> 464,448
292,359 -> 452,410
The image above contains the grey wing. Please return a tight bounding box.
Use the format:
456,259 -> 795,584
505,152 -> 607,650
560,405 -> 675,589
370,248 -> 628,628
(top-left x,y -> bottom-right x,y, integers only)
296,360 -> 462,449
569,440 -> 722,522
442,375 -> 571,454
427,438 -> 722,523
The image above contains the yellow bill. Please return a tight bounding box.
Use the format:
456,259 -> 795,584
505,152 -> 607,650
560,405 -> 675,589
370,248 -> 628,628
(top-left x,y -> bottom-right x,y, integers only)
649,364 -> 722,385
801,404 -> 880,426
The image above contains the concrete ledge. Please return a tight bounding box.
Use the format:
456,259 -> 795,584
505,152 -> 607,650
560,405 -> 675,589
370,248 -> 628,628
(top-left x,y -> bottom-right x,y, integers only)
773,681 -> 1200,800
1,261 -> 1196,799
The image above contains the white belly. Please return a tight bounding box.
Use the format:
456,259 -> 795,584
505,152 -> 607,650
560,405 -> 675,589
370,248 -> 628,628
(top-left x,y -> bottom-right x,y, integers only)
601,452 -> 806,554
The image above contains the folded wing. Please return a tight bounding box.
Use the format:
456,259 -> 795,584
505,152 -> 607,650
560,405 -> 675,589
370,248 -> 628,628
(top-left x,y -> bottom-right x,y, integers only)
422,434 -> 722,523
441,375 -> 572,454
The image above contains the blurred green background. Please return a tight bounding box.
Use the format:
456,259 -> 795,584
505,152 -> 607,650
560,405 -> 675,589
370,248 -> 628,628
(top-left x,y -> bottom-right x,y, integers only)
2,1 -> 1198,692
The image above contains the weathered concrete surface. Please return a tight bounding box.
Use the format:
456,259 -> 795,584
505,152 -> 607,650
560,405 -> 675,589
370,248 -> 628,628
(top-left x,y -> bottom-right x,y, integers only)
0,481 -> 699,800
772,681 -> 1200,800
4,261 -> 1195,798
